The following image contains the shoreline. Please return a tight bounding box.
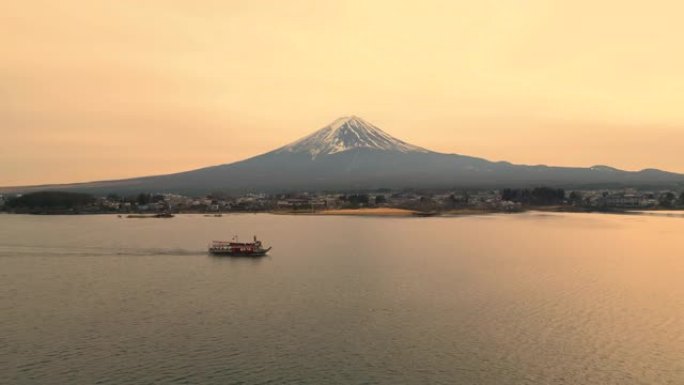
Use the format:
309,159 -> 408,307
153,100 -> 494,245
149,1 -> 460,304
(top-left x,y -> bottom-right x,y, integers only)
2,207 -> 684,217
320,208 -> 416,216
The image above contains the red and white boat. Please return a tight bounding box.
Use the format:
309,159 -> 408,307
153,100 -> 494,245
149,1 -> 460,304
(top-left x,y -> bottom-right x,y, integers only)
208,236 -> 272,257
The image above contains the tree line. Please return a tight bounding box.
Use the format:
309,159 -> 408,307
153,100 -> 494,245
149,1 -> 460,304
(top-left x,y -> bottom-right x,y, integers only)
5,191 -> 95,210
501,187 -> 566,205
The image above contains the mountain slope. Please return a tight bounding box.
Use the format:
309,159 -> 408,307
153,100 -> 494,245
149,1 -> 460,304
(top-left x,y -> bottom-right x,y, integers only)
274,116 -> 428,158
3,116 -> 683,194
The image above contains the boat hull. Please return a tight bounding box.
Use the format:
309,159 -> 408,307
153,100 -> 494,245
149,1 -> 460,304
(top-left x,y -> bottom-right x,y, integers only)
208,247 -> 272,257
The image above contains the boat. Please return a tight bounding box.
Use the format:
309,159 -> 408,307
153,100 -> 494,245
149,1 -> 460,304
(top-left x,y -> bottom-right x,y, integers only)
208,236 -> 272,257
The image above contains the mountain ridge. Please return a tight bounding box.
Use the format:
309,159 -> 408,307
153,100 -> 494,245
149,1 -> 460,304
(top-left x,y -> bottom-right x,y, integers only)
2,116 -> 683,194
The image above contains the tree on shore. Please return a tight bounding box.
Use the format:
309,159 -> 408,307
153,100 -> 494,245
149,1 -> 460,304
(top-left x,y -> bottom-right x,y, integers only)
659,192 -> 677,208
502,187 -> 565,205
137,193 -> 151,205
6,191 -> 94,210
568,191 -> 584,205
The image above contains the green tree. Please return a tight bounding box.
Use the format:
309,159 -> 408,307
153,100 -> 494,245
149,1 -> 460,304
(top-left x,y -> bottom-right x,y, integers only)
502,187 -> 564,205
659,192 -> 676,208
6,191 -> 94,210
137,193 -> 150,205
568,191 -> 584,205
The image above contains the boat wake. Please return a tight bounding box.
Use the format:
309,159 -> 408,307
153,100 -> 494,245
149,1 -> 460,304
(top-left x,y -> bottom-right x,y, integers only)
0,245 -> 206,258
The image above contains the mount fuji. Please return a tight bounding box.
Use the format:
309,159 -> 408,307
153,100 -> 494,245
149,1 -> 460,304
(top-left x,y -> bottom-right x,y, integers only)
4,116 -> 684,194
274,116 -> 429,158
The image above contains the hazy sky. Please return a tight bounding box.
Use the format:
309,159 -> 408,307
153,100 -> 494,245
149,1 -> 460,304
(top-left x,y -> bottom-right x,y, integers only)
2,1 -> 684,185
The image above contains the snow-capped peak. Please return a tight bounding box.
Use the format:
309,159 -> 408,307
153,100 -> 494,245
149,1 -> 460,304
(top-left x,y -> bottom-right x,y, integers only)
276,116 -> 428,159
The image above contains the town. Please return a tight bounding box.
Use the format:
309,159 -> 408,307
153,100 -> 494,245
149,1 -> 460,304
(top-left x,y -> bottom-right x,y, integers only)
2,187 -> 684,215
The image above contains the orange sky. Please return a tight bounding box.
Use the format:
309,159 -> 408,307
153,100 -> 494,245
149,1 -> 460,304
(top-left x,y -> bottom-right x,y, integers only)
2,1 -> 684,186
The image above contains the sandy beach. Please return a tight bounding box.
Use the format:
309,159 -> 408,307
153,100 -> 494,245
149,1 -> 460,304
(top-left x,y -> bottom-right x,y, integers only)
319,208 -> 416,216
274,207 -> 503,217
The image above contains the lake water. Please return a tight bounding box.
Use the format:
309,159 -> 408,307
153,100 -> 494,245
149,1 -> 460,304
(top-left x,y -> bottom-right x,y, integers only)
1,212 -> 683,384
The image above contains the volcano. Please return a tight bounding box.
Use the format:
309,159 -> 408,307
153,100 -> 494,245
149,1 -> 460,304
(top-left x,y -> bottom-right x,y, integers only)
4,116 -> 684,194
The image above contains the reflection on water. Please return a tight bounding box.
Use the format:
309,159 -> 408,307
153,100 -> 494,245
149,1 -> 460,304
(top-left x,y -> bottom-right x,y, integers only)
630,209 -> 684,218
1,213 -> 683,385
209,253 -> 270,264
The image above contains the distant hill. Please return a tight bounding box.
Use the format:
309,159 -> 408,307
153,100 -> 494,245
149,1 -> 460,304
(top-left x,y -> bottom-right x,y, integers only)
3,116 -> 684,194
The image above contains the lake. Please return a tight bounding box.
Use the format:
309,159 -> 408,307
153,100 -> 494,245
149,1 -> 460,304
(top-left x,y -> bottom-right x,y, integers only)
1,212 -> 683,384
